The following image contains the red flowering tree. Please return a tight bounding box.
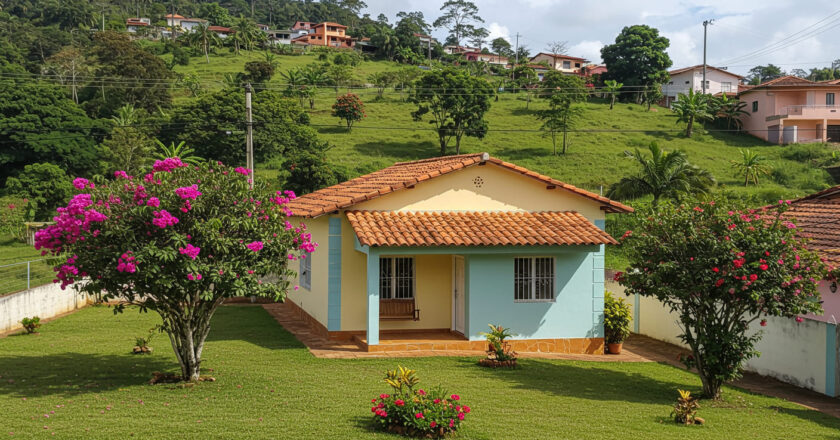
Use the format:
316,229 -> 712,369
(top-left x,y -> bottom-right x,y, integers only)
616,200 -> 825,399
331,93 -> 365,131
35,159 -> 315,382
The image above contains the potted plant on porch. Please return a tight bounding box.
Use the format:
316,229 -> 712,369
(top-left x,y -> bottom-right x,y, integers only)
604,291 -> 632,354
478,324 -> 518,367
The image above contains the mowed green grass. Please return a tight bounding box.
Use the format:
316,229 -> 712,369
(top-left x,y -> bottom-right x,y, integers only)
0,235 -> 56,295
0,306 -> 838,439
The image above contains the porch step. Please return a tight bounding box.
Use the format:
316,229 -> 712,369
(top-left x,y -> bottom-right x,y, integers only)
352,332 -> 483,352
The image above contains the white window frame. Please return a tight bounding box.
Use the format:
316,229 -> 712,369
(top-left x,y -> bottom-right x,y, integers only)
721,82 -> 732,93
379,256 -> 416,299
513,257 -> 555,302
299,255 -> 312,290
562,60 -> 571,69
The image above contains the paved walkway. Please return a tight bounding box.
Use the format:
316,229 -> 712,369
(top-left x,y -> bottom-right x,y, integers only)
261,302 -> 840,419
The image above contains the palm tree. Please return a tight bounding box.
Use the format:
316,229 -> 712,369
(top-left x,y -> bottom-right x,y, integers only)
301,67 -> 326,109
263,51 -> 279,71
671,89 -> 714,137
607,142 -> 716,206
280,68 -> 304,87
731,149 -> 772,186
221,72 -> 245,89
716,93 -> 749,131
187,22 -> 221,64
604,79 -> 622,110
154,140 -> 202,165
112,104 -> 140,127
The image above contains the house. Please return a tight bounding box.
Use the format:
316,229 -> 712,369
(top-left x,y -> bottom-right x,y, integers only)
257,23 -> 270,32
164,14 -> 206,32
529,53 -> 588,74
284,153 -> 632,353
444,45 -> 479,55
267,29 -> 292,45
662,65 -> 744,107
292,21 -> 314,31
291,22 -> 353,48
414,33 -> 438,47
208,26 -> 233,38
738,75 -> 840,144
126,17 -> 150,33
524,64 -> 550,82
462,51 -> 509,66
581,64 -> 607,77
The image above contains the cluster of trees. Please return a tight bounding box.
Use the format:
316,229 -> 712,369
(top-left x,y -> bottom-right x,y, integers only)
671,89 -> 749,137
749,61 -> 840,84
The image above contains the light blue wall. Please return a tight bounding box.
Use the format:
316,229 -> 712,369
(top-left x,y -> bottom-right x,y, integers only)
464,249 -> 602,341
327,217 -> 342,331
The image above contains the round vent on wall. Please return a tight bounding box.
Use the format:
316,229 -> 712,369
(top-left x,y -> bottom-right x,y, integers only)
473,176 -> 484,188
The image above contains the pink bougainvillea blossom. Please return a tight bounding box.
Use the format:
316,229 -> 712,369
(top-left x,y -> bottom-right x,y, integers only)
117,252 -> 137,273
175,184 -> 202,200
152,157 -> 188,173
234,167 -> 251,176
72,178 -> 92,190
146,197 -> 160,207
179,244 -> 201,260
151,210 -> 179,228
114,170 -> 130,180
246,241 -> 264,252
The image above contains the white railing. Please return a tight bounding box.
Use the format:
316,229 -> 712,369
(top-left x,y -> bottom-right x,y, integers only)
0,259 -> 56,296
779,105 -> 840,116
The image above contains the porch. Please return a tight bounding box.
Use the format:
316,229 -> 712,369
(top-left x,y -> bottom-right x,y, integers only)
766,117 -> 840,144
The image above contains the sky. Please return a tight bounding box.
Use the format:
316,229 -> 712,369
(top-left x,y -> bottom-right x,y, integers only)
362,0 -> 840,77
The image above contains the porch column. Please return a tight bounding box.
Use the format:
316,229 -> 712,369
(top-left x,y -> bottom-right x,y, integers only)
366,250 -> 380,346
823,119 -> 829,143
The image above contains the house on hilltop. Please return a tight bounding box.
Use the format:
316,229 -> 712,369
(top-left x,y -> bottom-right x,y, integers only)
738,75 -> 840,144
529,53 -> 588,75
662,65 -> 744,107
291,22 -> 353,48
284,153 -> 632,353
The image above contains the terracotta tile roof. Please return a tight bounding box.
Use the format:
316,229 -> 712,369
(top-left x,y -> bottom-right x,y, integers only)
346,211 -> 618,247
530,52 -> 588,62
771,185 -> 840,266
668,65 -> 744,78
286,153 -> 633,217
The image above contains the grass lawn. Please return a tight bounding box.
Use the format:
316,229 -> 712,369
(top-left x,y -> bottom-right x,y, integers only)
0,235 -> 56,296
1,306 -> 838,439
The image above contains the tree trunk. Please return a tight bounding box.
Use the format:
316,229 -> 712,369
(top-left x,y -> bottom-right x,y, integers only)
610,95 -> 615,110
204,43 -> 210,64
686,117 -> 693,137
161,299 -> 221,382
438,130 -> 447,156
454,133 -> 462,155
562,129 -> 568,154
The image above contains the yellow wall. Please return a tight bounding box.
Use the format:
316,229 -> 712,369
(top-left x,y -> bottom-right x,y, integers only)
352,163 -> 605,223
286,216 -> 330,325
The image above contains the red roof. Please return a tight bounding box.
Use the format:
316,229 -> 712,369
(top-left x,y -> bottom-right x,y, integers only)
208,26 -> 232,32
315,22 -> 347,28
530,52 -> 588,62
165,14 -> 185,19
287,153 -> 633,218
668,65 -> 744,79
739,75 -> 840,95
126,20 -> 149,26
783,187 -> 840,267
347,211 -> 618,247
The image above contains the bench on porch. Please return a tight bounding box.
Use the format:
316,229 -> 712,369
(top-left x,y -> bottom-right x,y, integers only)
380,299 -> 420,321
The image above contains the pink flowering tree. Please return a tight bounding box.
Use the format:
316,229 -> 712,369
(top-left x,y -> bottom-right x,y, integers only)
35,159 -> 315,382
616,200 -> 825,399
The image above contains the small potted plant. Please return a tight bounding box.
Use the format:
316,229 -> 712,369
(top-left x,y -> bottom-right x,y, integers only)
604,291 -> 631,354
478,324 -> 517,368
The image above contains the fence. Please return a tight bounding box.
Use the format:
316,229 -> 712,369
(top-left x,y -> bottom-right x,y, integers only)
0,259 -> 58,297
606,275 -> 840,397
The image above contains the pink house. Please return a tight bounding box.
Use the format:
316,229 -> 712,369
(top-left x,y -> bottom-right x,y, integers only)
738,76 -> 840,144
784,186 -> 840,323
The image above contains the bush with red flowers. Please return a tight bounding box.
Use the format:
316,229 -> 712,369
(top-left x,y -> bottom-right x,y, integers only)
617,199 -> 825,399
331,93 -> 365,131
370,366 -> 470,438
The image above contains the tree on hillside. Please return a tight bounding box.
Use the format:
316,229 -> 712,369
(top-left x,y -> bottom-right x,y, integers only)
411,68 -> 493,155
301,67 -> 327,109
606,143 -> 715,206
44,47 -> 89,104
540,71 -> 588,100
617,200 -> 825,399
468,27 -> 489,50
433,0 -> 484,48
671,89 -> 714,137
603,79 -> 622,110
101,104 -> 155,176
198,2 -> 234,27
166,89 -> 319,165
230,16 -> 264,54
186,22 -> 221,64
601,25 -> 671,103
326,64 -> 355,95
5,163 -> 74,221
514,45 -> 531,62
0,80 -> 102,182
332,93 -> 366,131
536,94 -> 583,155
35,160 -> 315,382
642,84 -> 663,111
747,64 -> 784,85
280,143 -> 350,196
490,37 -> 512,57
369,72 -> 394,100
81,31 -> 173,117
731,149 -> 772,186
244,61 -> 275,86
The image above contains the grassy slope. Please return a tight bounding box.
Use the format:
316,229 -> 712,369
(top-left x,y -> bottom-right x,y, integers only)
0,235 -> 55,295
1,306 -> 838,439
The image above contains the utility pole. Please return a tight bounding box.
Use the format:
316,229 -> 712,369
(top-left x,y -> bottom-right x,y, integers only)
427,36 -> 431,63
245,83 -> 254,190
702,19 -> 714,94
101,5 -> 106,32
513,32 -> 520,83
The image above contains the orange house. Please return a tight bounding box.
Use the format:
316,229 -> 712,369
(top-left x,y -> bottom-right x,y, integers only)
291,22 -> 353,48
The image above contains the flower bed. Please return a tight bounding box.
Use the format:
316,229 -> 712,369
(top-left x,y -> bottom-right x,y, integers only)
370,366 -> 470,438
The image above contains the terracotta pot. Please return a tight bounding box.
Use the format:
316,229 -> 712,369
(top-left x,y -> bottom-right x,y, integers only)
607,342 -> 623,354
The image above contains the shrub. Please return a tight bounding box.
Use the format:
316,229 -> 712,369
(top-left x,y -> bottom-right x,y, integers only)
244,61 -> 275,84
479,324 -> 517,362
671,389 -> 703,425
604,291 -> 632,344
0,196 -> 30,238
371,366 -> 470,438
21,316 -> 41,334
331,93 -> 365,131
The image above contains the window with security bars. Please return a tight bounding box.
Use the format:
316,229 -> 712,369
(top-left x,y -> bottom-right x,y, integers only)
514,257 -> 555,301
299,255 -> 311,290
380,257 -> 415,299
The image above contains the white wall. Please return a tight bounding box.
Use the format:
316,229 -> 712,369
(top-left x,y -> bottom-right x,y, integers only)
0,283 -> 91,334
662,69 -> 740,99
